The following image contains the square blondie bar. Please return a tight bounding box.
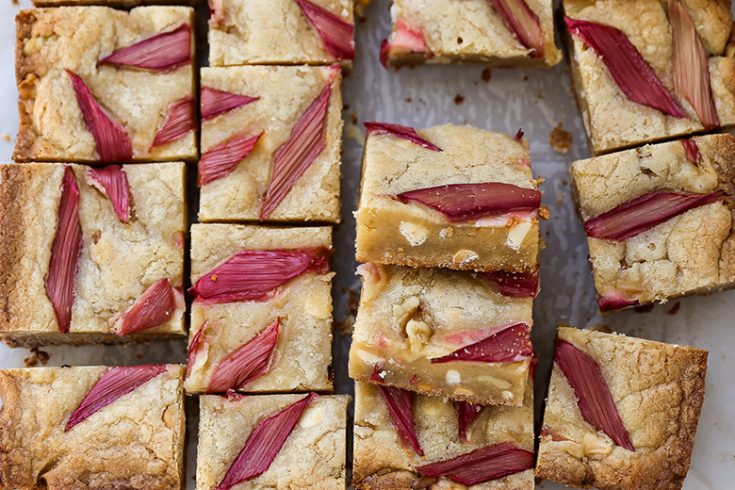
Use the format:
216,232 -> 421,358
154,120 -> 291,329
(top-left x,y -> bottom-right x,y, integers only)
0,162 -> 186,347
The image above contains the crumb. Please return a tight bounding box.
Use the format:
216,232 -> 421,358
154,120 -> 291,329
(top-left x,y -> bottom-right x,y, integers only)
561,179 -> 568,186
523,75 -> 529,81
538,206 -> 551,220
343,104 -> 350,111
23,348 -> 50,367
345,123 -> 363,144
481,68 -> 492,83
634,303 -> 655,313
0,133 -> 11,142
454,94 -> 465,105
135,352 -> 144,360
11,0 -> 19,5
514,128 -> 525,141
405,96 -> 412,103
350,112 -> 358,125
667,302 -> 681,315
555,194 -> 565,207
549,124 -> 573,154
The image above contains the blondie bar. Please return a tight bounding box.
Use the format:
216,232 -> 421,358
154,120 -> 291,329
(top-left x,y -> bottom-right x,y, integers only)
15,7 -> 196,163
0,162 -> 186,347
571,134 -> 735,312
198,65 -> 342,223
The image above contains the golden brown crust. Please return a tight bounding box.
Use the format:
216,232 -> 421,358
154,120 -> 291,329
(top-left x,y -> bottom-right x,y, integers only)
14,11 -> 38,163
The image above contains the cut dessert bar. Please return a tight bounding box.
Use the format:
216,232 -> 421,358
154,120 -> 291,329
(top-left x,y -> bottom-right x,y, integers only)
185,224 -> 333,394
536,326 -> 707,490
34,0 -> 197,5
15,7 -> 197,163
349,263 -> 535,406
208,0 -> 355,67
355,123 -> 543,273
0,162 -> 186,347
196,393 -> 348,489
571,133 -> 735,312
563,0 -> 735,154
0,364 -> 185,490
381,0 -> 561,67
198,65 -> 342,223
353,381 -> 534,489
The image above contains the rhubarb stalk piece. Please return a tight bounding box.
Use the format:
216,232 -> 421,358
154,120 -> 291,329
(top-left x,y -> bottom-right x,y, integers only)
190,248 -> 329,304
116,279 -> 178,336
555,340 -> 634,450
66,70 -> 133,162
682,139 -> 701,164
65,364 -> 167,431
565,17 -> 686,118
431,322 -> 532,364
481,269 -> 539,297
598,294 -> 639,312
217,393 -> 317,489
295,0 -> 355,60
151,97 -> 195,148
584,190 -> 725,240
200,87 -> 259,121
88,165 -> 130,223
261,84 -> 332,219
455,401 -> 482,442
207,319 -> 280,392
670,1 -> 720,128
377,384 -> 424,456
198,133 -> 263,186
417,442 -> 534,485
488,0 -> 544,57
46,167 -> 82,334
186,321 -> 214,377
380,19 -> 428,67
364,122 -> 442,151
98,24 -> 191,72
397,183 -> 540,223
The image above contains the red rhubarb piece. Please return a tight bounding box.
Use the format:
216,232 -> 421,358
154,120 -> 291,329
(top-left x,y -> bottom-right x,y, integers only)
198,132 -> 263,186
565,17 -> 686,118
514,128 -> 524,141
98,24 -> 191,72
65,364 -> 167,431
116,279 -> 177,336
66,70 -> 133,162
597,294 -> 639,312
295,0 -> 355,60
46,167 -> 82,334
431,322 -> 532,364
381,19 -> 428,67
397,182 -> 540,223
377,384 -> 424,456
481,269 -> 539,297
670,1 -> 720,128
189,248 -> 329,304
88,165 -> 130,223
209,0 -> 226,26
681,139 -> 701,164
364,122 -> 442,151
186,322 -> 208,377
584,190 -> 725,240
260,84 -> 332,219
455,401 -> 482,442
207,319 -> 280,392
555,340 -> 633,450
489,0 -> 544,57
201,86 -> 259,121
217,392 -> 317,489
151,97 -> 195,148
417,442 -> 534,485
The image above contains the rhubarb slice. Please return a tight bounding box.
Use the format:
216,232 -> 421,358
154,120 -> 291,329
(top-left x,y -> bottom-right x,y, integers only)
98,24 -> 191,72
481,269 -> 539,297
260,84 -> 332,219
565,17 -> 686,118
364,122 -> 442,151
295,0 -> 355,60
186,322 -> 209,377
431,322 -> 532,364
88,165 -> 130,223
598,294 -> 639,312
207,319 -> 280,392
151,97 -> 195,148
682,139 -> 701,164
65,364 -> 166,431
584,190 -> 725,240
376,384 -> 424,456
489,0 -> 544,57
455,401 -> 482,443
380,19 -> 428,67
116,279 -> 177,336
670,1 -> 720,128
217,392 -> 317,489
46,167 -> 82,334
555,340 -> 634,450
397,183 -> 540,223
198,132 -> 263,186
417,442 -> 534,485
189,248 -> 329,304
66,70 -> 133,162
200,87 -> 259,121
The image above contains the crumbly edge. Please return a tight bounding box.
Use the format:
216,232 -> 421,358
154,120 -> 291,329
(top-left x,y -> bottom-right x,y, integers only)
0,331 -> 186,349
0,166 -> 28,333
14,10 -> 37,163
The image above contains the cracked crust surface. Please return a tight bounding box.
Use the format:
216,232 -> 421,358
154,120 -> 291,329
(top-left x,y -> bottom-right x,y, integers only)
0,365 -> 185,490
197,394 -> 347,489
355,124 -> 540,273
571,134 -> 735,306
186,224 -> 333,393
208,0 -> 353,66
536,326 -> 707,490
563,0 -> 735,155
15,7 -> 196,162
0,163 -> 186,346
387,0 -> 561,67
348,264 -> 532,406
353,381 -> 534,490
198,66 -> 342,223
